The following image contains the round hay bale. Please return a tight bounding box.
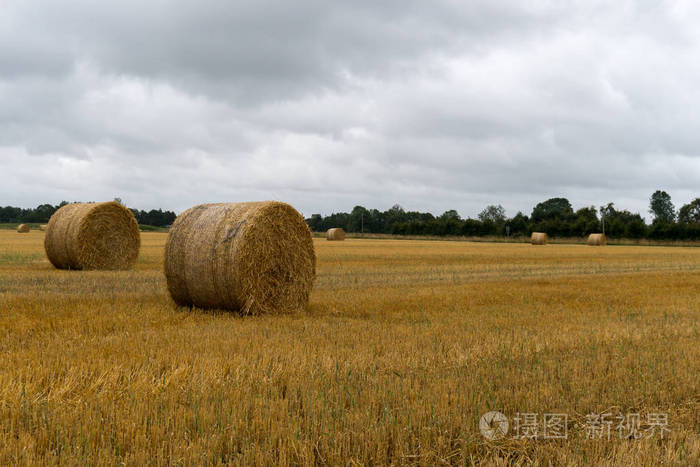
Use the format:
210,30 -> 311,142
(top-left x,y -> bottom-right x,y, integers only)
327,227 -> 346,241
531,232 -> 548,245
17,224 -> 30,233
39,224 -> 48,232
44,201 -> 140,270
587,233 -> 607,246
164,201 -> 316,315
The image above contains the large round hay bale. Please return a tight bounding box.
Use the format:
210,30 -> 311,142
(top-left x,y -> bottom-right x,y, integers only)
587,233 -> 607,246
44,202 -> 140,270
164,201 -> 316,315
39,224 -> 48,232
327,227 -> 346,241
531,232 -> 548,245
17,224 -> 30,233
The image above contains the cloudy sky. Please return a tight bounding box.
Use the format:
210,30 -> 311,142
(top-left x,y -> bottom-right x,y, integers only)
2,1 -> 699,219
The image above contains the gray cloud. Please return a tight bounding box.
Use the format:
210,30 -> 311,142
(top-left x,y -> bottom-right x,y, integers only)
1,0 -> 699,219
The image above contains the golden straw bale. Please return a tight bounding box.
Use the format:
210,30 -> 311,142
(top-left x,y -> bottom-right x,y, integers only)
17,224 -> 30,233
164,201 -> 316,315
587,233 -> 607,246
39,224 -> 48,231
44,202 -> 140,270
326,228 -> 346,241
531,232 -> 548,245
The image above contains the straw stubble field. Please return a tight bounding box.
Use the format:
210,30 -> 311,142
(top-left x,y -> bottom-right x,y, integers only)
0,231 -> 699,465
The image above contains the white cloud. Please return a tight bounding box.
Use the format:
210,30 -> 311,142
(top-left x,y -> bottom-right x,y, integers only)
0,0 -> 698,218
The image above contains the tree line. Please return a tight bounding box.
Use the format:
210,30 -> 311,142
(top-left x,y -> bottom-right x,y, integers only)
2,191 -> 698,239
0,202 -> 176,227
306,191 -> 700,240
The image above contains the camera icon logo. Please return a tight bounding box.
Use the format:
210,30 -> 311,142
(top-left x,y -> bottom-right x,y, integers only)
479,411 -> 509,440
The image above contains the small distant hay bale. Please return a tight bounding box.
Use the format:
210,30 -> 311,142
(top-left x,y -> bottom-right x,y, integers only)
327,228 -> 346,241
164,201 -> 316,315
39,224 -> 48,231
531,232 -> 548,245
587,233 -> 607,246
17,224 -> 30,233
44,201 -> 140,270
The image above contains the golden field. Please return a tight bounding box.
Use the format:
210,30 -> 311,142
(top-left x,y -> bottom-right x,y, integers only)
0,230 -> 699,465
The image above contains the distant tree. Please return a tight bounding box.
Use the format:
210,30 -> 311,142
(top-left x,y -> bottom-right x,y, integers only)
678,198 -> 700,224
0,201 -> 173,226
508,211 -> 529,235
459,219 -> 479,236
383,204 -> 406,232
130,208 -> 140,223
347,206 -> 370,232
0,206 -> 22,222
366,208 -> 384,233
575,206 -> 598,223
478,205 -> 506,225
389,204 -> 404,215
598,202 -> 647,238
26,204 -> 56,222
625,218 -> 647,238
599,202 -> 616,221
324,211 -> 350,231
439,209 -> 461,221
573,206 -> 599,236
307,214 -> 324,232
531,197 -> 574,222
251,197 -> 699,240
649,190 -> 675,223
129,208 -> 177,227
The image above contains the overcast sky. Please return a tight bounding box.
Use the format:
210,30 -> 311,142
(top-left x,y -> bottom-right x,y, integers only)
2,1 -> 699,219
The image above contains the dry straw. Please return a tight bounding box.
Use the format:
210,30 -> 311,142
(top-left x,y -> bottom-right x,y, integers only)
587,233 -> 607,246
17,224 -> 30,233
164,201 -> 316,315
39,224 -> 48,232
44,201 -> 140,270
327,228 -> 346,241
531,232 -> 548,245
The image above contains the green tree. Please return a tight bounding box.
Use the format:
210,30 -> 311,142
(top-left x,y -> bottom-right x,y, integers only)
625,219 -> 647,238
307,214 -> 324,232
678,198 -> 700,224
31,204 -> 57,222
507,212 -> 529,235
439,210 -> 461,221
599,203 -> 647,238
531,198 -> 573,222
347,206 -> 370,232
649,190 -> 675,223
599,202 -> 616,220
573,206 -> 599,236
384,204 -> 406,233
478,205 -> 506,225
575,206 -> 598,223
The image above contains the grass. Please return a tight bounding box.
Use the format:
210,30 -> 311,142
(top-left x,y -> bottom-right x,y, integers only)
0,231 -> 698,465
0,252 -> 44,265
138,224 -> 169,232
312,231 -> 700,247
0,223 -> 169,232
0,223 -> 44,230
